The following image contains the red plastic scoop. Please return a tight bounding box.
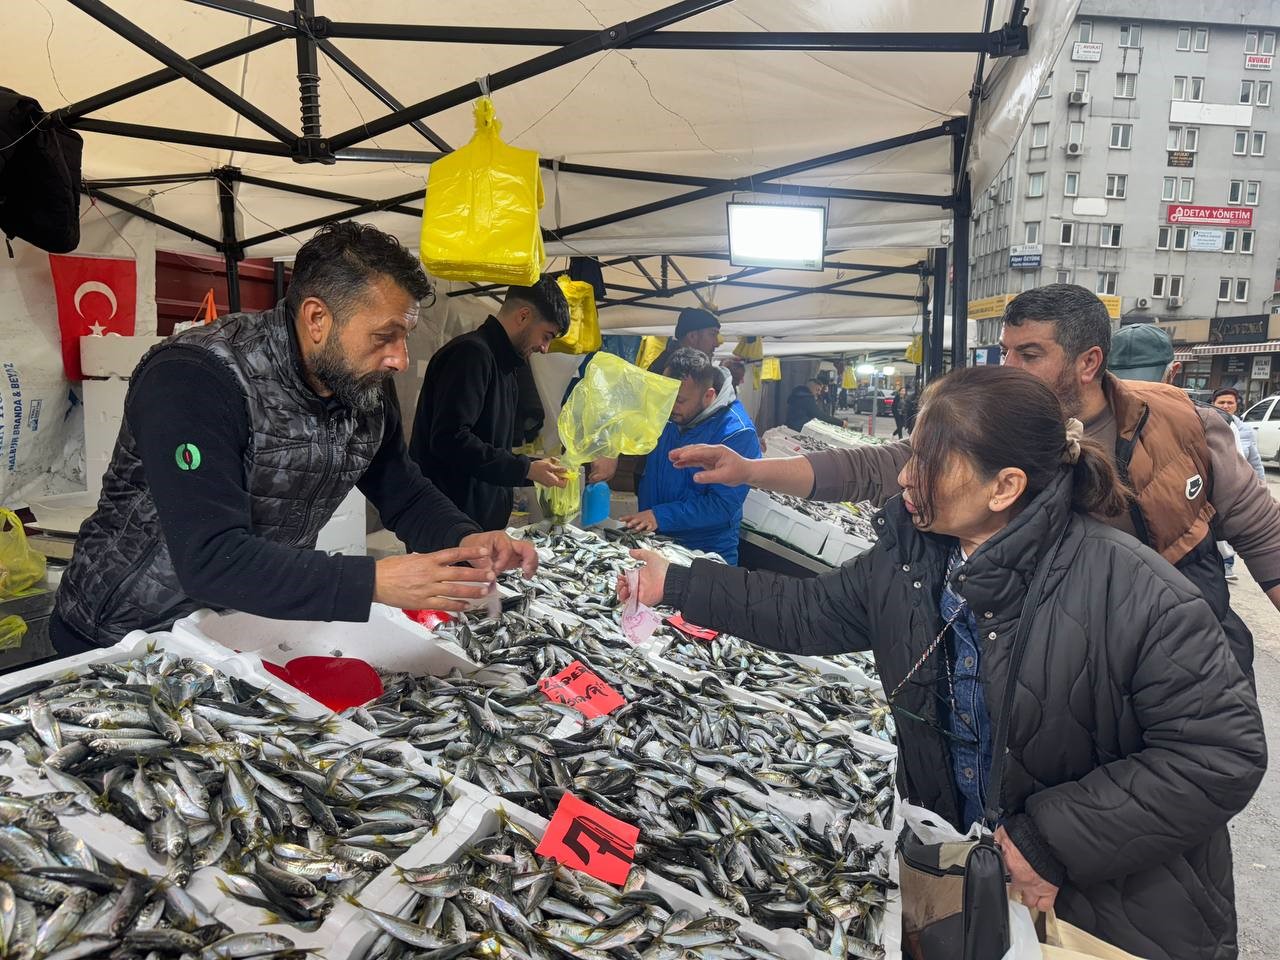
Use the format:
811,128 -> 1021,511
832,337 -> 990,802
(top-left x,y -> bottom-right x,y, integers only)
260,655 -> 384,711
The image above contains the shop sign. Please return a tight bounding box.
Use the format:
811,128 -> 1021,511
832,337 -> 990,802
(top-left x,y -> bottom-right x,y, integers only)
1210,314 -> 1268,345
1072,42 -> 1103,61
1166,204 -> 1253,227
1167,151 -> 1195,168
1226,356 -> 1247,374
967,294 -> 1013,320
1098,294 -> 1121,319
537,792 -> 639,885
1189,228 -> 1225,252
1245,55 -> 1273,71
1252,356 -> 1272,380
972,346 -> 1002,365
1009,243 -> 1042,269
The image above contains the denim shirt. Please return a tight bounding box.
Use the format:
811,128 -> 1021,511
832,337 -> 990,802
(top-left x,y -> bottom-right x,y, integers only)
940,547 -> 994,829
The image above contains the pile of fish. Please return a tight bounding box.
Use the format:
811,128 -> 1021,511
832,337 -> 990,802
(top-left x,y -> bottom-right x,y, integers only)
800,421 -> 891,448
764,492 -> 880,544
0,650 -> 456,930
351,821 -> 780,960
0,776 -> 301,960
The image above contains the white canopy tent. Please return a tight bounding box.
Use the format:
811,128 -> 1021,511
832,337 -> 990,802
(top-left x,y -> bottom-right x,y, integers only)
3,0 -> 1077,362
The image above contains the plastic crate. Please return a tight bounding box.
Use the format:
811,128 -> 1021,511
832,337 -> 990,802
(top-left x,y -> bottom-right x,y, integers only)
817,526 -> 876,567
741,489 -> 829,557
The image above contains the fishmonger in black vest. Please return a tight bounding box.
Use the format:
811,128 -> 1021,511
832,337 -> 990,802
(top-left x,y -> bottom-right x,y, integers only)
52,222 -> 537,655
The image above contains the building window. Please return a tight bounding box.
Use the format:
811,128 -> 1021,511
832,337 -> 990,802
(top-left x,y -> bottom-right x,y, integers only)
1218,278 -> 1232,301
1056,270 -> 1072,284
1246,180 -> 1261,205
1259,82 -> 1272,106
1115,73 -> 1137,98
1234,130 -> 1249,155
1176,27 -> 1192,51
1073,71 -> 1090,93
1241,80 -> 1254,104
1252,131 -> 1266,155
1025,222 -> 1040,243
1119,23 -> 1141,48
1173,227 -> 1189,251
1179,178 -> 1194,202
1169,275 -> 1184,298
1060,221 -> 1075,245
1027,172 -> 1044,197
1110,123 -> 1132,149
1038,73 -> 1052,98
1242,230 -> 1255,254
1189,77 -> 1204,101
1105,174 -> 1127,198
1194,27 -> 1209,51
1021,271 -> 1038,292
1173,76 -> 1187,100
1100,224 -> 1123,247
1064,172 -> 1079,196
1245,30 -> 1258,53
1078,20 -> 1093,43
1246,30 -> 1277,55
1097,271 -> 1118,295
1068,121 -> 1085,144
1235,278 -> 1250,302
1031,122 -> 1049,148
1224,230 -> 1237,253
1168,127 -> 1200,151
1161,178 -> 1176,202
1230,179 -> 1244,204
1152,275 -> 1166,298
1156,226 -> 1171,249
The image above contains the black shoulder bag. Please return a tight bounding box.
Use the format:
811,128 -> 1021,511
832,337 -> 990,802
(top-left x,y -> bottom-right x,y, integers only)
898,528 -> 1066,960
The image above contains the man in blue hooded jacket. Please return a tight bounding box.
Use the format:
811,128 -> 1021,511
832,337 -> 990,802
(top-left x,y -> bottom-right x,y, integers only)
621,348 -> 760,563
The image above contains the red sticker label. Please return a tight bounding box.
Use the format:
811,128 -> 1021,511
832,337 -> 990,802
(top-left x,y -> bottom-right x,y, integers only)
403,609 -> 453,630
538,660 -> 625,718
536,792 -> 639,885
667,613 -> 718,642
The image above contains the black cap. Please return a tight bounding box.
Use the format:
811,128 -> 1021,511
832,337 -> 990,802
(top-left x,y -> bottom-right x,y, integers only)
674,307 -> 720,340
506,276 -> 571,336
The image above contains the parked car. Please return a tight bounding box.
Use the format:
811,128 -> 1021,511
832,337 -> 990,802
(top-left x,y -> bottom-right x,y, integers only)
1183,388 -> 1214,406
854,389 -> 896,416
1242,395 -> 1280,463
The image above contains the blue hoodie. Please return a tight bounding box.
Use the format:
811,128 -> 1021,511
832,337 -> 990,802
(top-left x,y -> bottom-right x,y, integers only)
638,376 -> 761,564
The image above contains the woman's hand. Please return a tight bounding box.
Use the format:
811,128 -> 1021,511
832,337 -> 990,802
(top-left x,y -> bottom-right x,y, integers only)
616,549 -> 670,607
995,825 -> 1059,912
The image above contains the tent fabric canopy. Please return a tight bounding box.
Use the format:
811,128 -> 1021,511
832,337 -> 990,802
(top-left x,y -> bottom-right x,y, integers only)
3,0 -> 1077,348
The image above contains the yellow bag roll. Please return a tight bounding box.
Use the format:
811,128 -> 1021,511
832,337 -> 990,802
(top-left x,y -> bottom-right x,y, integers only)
906,334 -> 924,365
419,98 -> 545,285
0,508 -> 45,600
761,357 -> 782,381
548,276 -> 601,355
636,335 -> 668,371
733,336 -> 764,361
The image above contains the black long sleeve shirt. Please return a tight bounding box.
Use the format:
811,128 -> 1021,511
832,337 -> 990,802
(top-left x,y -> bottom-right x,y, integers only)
123,351 -> 479,624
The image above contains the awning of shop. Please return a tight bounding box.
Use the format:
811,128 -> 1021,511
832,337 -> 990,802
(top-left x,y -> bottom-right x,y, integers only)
1192,341 -> 1280,357
1173,350 -> 1197,362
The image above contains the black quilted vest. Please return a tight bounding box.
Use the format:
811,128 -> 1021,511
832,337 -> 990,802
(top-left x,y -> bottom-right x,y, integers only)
56,303 -> 384,644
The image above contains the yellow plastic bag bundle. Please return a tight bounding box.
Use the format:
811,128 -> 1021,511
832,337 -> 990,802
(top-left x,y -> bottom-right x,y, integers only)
636,336 -> 668,371
906,334 -> 924,365
761,357 -> 782,381
0,508 -> 45,600
540,354 -> 680,518
419,98 -> 545,285
842,366 -> 857,389
548,275 -> 601,355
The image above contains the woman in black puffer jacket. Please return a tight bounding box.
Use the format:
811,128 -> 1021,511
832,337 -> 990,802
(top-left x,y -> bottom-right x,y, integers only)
622,366 -> 1265,960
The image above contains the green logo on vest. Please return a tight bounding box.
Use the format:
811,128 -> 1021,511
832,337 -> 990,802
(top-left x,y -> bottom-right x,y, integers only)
175,443 -> 202,471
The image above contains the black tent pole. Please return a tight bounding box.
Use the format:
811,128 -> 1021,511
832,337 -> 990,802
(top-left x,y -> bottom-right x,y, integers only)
216,168 -> 243,313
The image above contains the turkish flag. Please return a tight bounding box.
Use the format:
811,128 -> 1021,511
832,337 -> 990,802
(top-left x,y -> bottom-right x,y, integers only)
48,254 -> 137,380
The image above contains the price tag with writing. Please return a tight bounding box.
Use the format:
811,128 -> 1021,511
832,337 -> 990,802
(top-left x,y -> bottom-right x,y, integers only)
536,791 -> 639,885
667,613 -> 718,642
537,660 -> 625,718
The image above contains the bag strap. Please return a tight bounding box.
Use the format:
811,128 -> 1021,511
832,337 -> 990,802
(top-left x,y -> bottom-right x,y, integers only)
982,524 -> 1069,829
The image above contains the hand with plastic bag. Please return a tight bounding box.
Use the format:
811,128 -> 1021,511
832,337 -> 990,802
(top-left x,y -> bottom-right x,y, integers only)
0,508 -> 45,600
419,97 -> 545,285
540,354 -> 679,519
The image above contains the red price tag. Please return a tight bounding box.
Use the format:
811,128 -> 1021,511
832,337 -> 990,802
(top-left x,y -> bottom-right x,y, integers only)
537,660 -> 625,718
403,609 -> 453,630
536,792 -> 639,885
667,613 -> 718,642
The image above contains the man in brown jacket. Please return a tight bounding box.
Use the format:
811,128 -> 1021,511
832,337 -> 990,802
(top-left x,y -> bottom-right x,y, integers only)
671,284 -> 1280,675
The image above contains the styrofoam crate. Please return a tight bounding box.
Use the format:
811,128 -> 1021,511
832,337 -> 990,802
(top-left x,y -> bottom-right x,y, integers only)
760,426 -> 809,458
801,419 -> 884,449
741,489 -> 829,557
788,651 -> 884,696
817,526 -> 876,567
79,333 -> 164,378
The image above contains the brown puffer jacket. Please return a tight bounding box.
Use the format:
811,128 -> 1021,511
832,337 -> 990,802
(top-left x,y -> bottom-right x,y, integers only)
663,470 -> 1266,960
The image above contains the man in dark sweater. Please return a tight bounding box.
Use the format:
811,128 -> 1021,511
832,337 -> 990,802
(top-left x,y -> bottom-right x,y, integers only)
410,278 -> 570,530
52,222 -> 538,656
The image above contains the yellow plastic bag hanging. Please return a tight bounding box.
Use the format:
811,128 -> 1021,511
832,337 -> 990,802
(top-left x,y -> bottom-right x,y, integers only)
761,357 -> 782,381
636,336 -> 667,371
0,508 -> 46,600
419,98 -> 545,285
906,335 -> 924,365
548,275 -> 601,355
842,366 -> 857,389
540,354 -> 680,518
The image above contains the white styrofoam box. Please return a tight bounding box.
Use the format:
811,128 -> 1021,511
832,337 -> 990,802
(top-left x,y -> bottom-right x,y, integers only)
760,425 -> 808,458
740,488 -> 829,557
789,651 -> 884,696
315,487 -> 367,557
817,526 -> 876,567
79,333 -> 164,378
174,603 -> 482,679
801,419 -> 882,450
81,376 -> 128,461
26,490 -> 100,535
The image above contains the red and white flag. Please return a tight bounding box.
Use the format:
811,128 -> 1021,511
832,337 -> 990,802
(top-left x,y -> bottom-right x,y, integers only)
48,254 -> 137,380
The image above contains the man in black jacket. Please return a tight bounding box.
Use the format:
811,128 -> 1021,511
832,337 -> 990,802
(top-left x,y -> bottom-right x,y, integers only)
785,379 -> 845,432
410,278 -> 570,530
